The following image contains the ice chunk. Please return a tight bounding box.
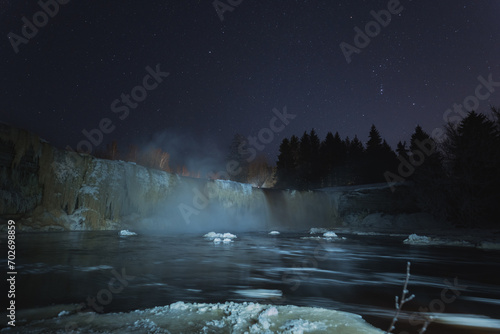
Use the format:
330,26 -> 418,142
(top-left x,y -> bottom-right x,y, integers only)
323,231 -> 338,238
119,230 -> 137,236
404,234 -> 430,244
269,231 -> 280,235
12,301 -> 385,333
404,234 -> 475,247
57,310 -> 70,317
204,232 -> 237,240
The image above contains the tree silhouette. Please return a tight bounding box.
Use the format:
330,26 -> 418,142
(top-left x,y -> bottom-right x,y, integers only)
396,141 -> 409,159
364,125 -> 396,183
441,111 -> 500,226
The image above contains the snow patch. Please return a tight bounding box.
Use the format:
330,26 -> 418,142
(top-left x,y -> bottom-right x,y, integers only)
404,234 -> 474,247
58,310 -> 70,317
213,237 -> 234,244
13,301 -> 385,333
404,234 -> 431,244
120,230 -> 137,236
79,185 -> 99,200
204,232 -> 237,240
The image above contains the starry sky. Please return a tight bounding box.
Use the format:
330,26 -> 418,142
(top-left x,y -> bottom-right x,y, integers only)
1,0 -> 499,167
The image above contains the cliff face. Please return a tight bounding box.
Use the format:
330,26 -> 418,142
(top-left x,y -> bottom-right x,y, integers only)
1,124 -> 430,232
0,125 -> 338,231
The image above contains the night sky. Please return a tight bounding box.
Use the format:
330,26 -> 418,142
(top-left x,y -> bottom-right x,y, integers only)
1,0 -> 499,167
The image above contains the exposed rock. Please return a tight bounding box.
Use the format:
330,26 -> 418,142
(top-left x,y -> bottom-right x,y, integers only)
1,124 -> 439,232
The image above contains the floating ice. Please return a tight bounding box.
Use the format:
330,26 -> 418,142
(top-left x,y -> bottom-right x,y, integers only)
404,234 -> 475,247
213,237 -> 233,244
404,234 -> 431,244
302,230 -> 343,241
13,301 -> 385,333
269,231 -> 280,235
119,230 -> 137,236
204,231 -> 237,240
57,310 -> 70,317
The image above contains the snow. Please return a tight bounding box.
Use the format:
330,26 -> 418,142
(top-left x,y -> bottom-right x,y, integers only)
269,231 -> 280,235
303,229 -> 344,241
403,234 -> 431,244
120,229 -> 137,236
57,310 -> 70,317
14,301 -> 384,333
204,232 -> 237,240
213,237 -> 234,244
403,234 -> 474,247
215,179 -> 253,195
52,154 -> 79,183
205,232 -> 237,244
79,185 -> 99,200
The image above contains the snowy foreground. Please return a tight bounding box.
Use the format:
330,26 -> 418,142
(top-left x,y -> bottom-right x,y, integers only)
11,301 -> 384,334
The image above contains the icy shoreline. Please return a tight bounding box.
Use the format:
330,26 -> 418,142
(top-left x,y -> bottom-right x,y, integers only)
10,301 -> 384,334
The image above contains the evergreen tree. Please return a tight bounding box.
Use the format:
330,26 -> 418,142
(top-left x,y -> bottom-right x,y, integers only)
396,141 -> 409,159
364,124 -> 392,183
345,135 -> 364,184
297,131 -> 312,189
309,129 -> 322,188
366,124 -> 383,152
442,111 -> 500,227
276,138 -> 293,188
320,132 -> 336,186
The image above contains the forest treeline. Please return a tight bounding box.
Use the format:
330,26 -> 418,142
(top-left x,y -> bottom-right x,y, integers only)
266,108 -> 500,228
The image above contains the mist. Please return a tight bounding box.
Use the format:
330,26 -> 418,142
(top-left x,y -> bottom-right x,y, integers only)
132,128 -> 229,178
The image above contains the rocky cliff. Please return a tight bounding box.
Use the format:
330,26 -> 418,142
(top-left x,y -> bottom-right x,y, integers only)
0,124 -> 434,232
0,125 -> 338,231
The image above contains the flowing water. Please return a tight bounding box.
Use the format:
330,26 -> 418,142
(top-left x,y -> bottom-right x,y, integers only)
4,230 -> 500,333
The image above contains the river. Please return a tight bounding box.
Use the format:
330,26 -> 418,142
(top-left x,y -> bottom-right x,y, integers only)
4,230 -> 500,333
